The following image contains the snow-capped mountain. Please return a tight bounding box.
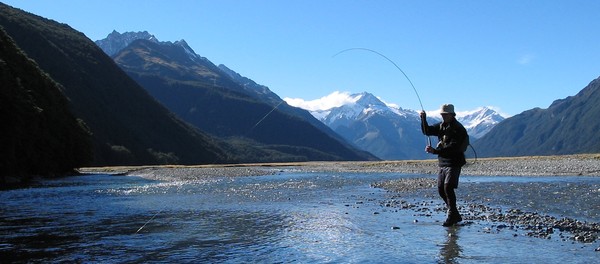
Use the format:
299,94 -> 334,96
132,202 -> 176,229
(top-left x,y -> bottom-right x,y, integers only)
417,107 -> 506,139
288,92 -> 505,160
321,92 -> 419,130
456,107 -> 506,139
299,92 -> 427,160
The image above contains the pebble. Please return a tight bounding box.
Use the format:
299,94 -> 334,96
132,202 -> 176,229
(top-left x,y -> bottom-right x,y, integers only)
375,180 -> 600,246
87,154 -> 600,179
288,154 -> 600,177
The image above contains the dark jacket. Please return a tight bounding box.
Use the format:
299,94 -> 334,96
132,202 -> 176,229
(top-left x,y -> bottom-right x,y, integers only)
422,119 -> 468,167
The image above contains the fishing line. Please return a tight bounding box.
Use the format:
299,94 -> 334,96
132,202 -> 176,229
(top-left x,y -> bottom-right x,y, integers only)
206,99 -> 285,165
466,143 -> 478,165
333,47 -> 431,146
135,209 -> 163,234
247,100 -> 285,135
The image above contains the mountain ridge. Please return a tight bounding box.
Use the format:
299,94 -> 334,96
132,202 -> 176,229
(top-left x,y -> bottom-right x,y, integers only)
99,32 -> 377,161
0,3 -> 231,166
95,30 -> 158,56
473,77 -> 600,157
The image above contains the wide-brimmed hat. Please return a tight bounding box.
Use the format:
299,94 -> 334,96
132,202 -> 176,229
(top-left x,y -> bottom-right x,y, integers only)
440,104 -> 455,115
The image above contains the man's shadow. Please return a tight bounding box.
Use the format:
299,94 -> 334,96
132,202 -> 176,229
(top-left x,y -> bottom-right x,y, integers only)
438,226 -> 462,263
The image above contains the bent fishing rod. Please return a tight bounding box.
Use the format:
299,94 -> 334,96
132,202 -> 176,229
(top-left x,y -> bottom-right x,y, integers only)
333,48 -> 432,146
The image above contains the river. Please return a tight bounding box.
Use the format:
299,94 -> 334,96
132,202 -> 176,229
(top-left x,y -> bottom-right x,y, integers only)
1,170 -> 598,263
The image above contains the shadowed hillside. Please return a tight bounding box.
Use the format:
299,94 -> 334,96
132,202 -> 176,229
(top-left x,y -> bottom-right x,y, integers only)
112,38 -> 377,162
0,27 -> 92,182
474,77 -> 600,157
0,3 -> 230,166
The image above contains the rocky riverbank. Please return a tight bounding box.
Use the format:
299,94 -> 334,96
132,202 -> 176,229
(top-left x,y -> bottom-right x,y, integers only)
359,155 -> 600,249
371,177 -> 600,247
293,154 -> 600,176
80,154 -> 600,179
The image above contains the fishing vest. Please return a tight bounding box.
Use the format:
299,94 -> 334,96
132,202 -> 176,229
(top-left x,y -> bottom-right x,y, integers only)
438,121 -> 469,153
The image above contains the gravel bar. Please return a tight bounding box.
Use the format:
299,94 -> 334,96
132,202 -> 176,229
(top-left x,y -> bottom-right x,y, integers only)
80,154 -> 600,179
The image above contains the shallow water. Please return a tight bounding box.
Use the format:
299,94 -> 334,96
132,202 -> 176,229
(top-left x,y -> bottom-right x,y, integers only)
0,171 -> 598,263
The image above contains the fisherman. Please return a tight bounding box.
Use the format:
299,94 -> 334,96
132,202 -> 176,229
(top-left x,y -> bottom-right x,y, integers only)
420,104 -> 469,226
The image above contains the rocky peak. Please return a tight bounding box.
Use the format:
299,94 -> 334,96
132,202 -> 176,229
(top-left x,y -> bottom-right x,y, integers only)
170,39 -> 206,63
95,30 -> 158,56
456,107 -> 506,139
355,92 -> 386,108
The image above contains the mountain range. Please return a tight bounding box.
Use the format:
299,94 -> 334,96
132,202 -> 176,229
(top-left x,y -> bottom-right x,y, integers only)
1,3 -> 229,168
96,31 -> 507,161
303,92 -> 505,159
3,1 -> 600,180
96,31 -> 376,162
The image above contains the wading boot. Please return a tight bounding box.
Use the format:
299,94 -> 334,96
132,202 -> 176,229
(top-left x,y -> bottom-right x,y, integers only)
442,210 -> 455,226
442,209 -> 462,227
453,211 -> 462,223
442,217 -> 455,227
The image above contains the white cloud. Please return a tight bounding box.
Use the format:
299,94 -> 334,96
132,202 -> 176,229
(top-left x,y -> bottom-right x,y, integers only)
517,53 -> 535,65
284,91 -> 358,111
376,97 -> 400,109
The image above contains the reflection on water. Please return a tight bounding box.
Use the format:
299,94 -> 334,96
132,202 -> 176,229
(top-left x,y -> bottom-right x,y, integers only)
0,173 -> 599,263
439,227 -> 461,264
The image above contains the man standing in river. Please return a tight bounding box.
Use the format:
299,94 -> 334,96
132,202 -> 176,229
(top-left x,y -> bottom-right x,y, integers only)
420,104 -> 469,226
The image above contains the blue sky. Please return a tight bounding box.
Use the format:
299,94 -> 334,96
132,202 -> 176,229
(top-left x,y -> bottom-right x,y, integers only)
4,0 -> 600,116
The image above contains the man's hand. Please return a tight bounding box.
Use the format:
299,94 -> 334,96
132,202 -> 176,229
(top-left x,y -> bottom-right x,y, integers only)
420,111 -> 426,120
425,145 -> 436,154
